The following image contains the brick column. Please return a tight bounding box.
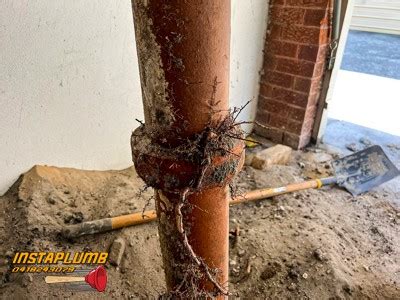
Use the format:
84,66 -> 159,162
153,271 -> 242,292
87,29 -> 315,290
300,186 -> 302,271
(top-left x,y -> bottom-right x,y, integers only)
255,0 -> 332,149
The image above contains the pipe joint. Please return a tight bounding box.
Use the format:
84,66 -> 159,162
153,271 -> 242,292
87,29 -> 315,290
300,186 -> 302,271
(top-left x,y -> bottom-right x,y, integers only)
131,125 -> 244,193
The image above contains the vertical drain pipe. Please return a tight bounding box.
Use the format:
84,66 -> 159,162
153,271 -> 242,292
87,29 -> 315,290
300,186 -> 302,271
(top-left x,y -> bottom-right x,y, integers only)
328,0 -> 342,69
130,1 -> 244,297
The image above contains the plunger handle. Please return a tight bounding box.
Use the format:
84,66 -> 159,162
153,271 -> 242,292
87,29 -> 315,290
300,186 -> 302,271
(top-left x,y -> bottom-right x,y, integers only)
45,276 -> 85,284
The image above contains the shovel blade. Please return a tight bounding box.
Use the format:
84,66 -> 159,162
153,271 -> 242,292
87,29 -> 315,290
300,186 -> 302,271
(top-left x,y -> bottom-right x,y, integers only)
332,145 -> 400,196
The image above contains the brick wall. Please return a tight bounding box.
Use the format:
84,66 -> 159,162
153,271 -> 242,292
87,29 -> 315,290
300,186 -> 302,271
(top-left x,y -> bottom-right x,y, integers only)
255,0 -> 332,149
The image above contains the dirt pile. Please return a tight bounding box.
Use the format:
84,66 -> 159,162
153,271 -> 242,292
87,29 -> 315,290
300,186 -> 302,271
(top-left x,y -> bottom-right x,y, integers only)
0,148 -> 399,299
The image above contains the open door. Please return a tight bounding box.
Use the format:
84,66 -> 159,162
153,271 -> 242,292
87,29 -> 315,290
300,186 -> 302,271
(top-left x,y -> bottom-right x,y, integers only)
312,0 -> 355,143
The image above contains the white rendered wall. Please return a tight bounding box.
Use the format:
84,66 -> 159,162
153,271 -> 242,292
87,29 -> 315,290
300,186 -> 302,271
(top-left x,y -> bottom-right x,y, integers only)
231,0 -> 269,133
0,0 -> 268,195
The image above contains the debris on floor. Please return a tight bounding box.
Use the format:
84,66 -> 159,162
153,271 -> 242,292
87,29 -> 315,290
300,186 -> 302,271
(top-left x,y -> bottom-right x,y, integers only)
0,146 -> 399,299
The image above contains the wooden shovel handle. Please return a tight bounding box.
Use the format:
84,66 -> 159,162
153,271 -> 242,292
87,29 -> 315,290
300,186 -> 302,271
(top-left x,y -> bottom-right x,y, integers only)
62,177 -> 336,238
62,210 -> 157,238
231,178 -> 327,205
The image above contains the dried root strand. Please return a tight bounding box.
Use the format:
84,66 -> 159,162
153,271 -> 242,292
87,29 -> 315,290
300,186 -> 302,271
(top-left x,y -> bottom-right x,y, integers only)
173,189 -> 229,297
136,185 -> 155,219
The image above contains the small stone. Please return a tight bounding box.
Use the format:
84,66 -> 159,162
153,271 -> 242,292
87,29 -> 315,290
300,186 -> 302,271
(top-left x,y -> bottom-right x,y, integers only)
313,249 -> 325,261
298,162 -> 305,169
244,153 -> 255,166
260,268 -> 277,280
109,238 -> 126,266
47,196 -> 56,205
387,143 -> 400,150
238,249 -> 245,257
359,137 -> 372,147
251,144 -> 292,170
288,267 -> 300,279
302,273 -> 308,279
63,212 -> 84,224
343,283 -> 353,295
287,283 -> 297,291
260,262 -> 281,280
305,152 -> 332,163
231,267 -> 240,276
346,143 -> 359,152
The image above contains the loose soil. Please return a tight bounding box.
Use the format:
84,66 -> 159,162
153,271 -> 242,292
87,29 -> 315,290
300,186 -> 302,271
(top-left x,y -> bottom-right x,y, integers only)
0,146 -> 399,299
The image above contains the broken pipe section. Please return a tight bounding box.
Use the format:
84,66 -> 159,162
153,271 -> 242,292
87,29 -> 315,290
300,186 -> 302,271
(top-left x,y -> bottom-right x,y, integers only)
131,0 -> 242,297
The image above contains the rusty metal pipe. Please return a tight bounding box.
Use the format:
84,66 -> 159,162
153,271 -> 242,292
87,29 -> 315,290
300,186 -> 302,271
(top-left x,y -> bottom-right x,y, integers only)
131,0 -> 241,297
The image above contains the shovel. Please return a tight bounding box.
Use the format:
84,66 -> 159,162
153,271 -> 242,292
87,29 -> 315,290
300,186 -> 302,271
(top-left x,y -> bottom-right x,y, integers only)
62,145 -> 399,238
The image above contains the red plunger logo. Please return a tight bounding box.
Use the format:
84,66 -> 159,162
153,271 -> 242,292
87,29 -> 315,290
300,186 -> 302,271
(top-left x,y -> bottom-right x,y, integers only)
45,266 -> 107,292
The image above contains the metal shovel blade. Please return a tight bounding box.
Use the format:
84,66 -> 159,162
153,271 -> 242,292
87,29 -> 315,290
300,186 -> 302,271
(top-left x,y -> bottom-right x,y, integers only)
332,145 -> 400,196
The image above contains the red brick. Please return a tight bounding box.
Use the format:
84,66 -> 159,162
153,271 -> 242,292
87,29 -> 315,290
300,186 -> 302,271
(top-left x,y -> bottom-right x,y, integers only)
283,132 -> 301,149
255,109 -> 271,124
257,96 -> 270,111
262,54 -> 276,71
267,40 -> 298,58
259,83 -> 274,98
286,0 -> 329,8
283,132 -> 311,149
254,0 -> 332,149
268,115 -> 288,129
304,9 -> 327,26
294,77 -> 312,93
272,86 -> 309,107
299,44 -> 329,63
265,71 -> 294,88
259,97 -> 290,117
288,106 -> 306,121
271,6 -> 305,25
281,25 -> 322,44
276,57 -> 315,77
286,120 -> 304,135
267,24 -> 282,41
298,45 -> 319,62
254,123 -> 284,143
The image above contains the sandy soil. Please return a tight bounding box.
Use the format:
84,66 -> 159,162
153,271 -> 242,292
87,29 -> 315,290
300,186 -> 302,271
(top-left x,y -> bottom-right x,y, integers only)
0,146 -> 399,299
